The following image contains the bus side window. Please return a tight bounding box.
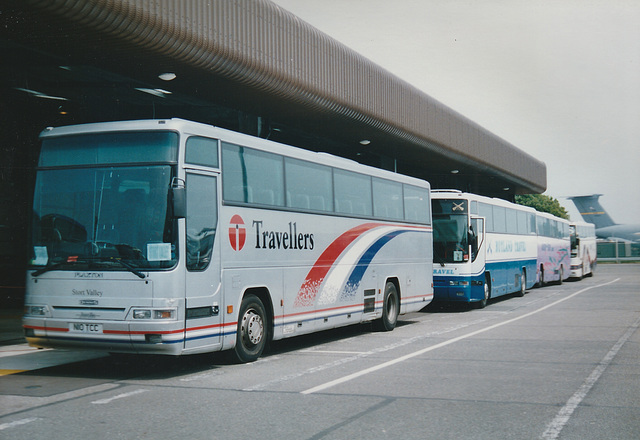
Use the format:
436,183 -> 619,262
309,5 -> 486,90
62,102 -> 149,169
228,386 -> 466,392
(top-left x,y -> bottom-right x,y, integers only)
470,217 -> 484,262
186,174 -> 218,271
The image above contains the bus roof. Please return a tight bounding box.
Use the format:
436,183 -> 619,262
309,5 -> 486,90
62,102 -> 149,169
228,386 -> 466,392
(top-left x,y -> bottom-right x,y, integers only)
431,190 -> 536,213
40,118 -> 430,189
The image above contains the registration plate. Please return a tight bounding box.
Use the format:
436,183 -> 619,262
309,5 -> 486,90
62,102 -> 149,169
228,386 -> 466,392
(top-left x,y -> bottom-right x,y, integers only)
69,323 -> 103,333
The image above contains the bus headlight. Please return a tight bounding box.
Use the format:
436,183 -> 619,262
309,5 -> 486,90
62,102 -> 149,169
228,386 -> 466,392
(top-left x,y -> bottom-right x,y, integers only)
132,309 -> 176,320
24,305 -> 48,316
133,309 -> 152,319
449,281 -> 469,286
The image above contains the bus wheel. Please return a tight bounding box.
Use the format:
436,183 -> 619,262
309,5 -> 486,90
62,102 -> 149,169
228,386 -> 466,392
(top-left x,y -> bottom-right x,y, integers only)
376,282 -> 399,331
516,271 -> 526,297
234,294 -> 266,363
477,277 -> 490,309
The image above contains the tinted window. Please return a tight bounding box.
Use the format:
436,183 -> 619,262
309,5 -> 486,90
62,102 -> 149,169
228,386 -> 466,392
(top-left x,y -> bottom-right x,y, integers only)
285,157 -> 333,212
506,208 -> 518,234
222,143 -> 284,206
478,202 -> 494,232
186,136 -> 219,167
373,178 -> 403,220
404,185 -> 430,223
186,174 -> 217,271
39,131 -> 178,166
493,206 -> 506,233
334,169 -> 372,215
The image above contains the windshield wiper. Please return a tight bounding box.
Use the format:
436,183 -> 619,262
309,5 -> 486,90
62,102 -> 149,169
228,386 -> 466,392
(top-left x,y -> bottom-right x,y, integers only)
433,249 -> 446,267
108,258 -> 146,279
32,261 -> 71,277
32,256 -> 146,279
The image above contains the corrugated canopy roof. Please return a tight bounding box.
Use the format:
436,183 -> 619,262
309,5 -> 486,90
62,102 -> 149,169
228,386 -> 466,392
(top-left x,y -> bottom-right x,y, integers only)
0,0 -> 546,195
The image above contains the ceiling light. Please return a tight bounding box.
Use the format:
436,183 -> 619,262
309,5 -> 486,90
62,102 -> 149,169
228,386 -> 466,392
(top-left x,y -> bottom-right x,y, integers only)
14,87 -> 68,101
451,169 -> 459,174
135,88 -> 172,97
158,72 -> 177,81
359,139 -> 371,145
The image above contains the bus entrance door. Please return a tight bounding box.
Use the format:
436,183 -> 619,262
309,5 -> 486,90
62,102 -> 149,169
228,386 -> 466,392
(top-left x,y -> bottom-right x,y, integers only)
469,217 -> 486,298
183,172 -> 222,352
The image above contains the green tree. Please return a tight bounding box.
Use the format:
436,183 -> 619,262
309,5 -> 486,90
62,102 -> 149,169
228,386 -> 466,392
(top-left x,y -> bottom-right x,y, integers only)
515,194 -> 570,220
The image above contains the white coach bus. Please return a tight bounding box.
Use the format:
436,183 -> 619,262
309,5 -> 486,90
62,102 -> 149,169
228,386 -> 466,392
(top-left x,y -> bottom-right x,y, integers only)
23,119 -> 433,362
569,221 -> 597,279
431,190 -> 538,308
535,212 -> 571,285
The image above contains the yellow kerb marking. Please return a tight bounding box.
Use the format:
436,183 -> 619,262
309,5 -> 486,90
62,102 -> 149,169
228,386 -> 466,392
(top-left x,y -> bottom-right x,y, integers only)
0,369 -> 27,376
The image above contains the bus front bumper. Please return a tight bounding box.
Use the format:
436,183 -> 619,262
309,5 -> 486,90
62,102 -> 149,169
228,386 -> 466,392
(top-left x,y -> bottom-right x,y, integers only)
433,278 -> 485,304
22,316 -> 186,355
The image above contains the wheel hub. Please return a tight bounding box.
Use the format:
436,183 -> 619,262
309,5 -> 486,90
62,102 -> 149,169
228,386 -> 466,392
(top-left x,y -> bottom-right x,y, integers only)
242,310 -> 264,345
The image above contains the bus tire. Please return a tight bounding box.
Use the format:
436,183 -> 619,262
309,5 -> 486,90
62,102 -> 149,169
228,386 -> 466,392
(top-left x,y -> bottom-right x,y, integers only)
234,294 -> 267,363
477,276 -> 490,309
376,281 -> 399,331
516,271 -> 526,297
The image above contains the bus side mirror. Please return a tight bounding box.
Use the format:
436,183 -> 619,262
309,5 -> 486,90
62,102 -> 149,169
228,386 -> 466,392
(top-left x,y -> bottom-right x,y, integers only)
171,178 -> 186,219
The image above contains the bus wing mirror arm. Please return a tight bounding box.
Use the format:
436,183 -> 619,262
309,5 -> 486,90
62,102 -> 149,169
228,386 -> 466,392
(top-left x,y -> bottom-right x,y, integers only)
171,178 -> 186,219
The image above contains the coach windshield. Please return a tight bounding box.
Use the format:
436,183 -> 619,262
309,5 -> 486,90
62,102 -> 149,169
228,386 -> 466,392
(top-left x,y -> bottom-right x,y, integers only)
29,131 -> 179,274
432,198 -> 471,263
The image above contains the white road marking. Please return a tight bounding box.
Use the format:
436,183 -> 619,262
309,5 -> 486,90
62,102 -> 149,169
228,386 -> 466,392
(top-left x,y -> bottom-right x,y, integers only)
301,350 -> 368,355
91,388 -> 149,405
540,313 -> 640,440
1,383 -> 119,417
301,278 -> 621,395
244,316 -> 492,392
0,417 -> 40,431
0,344 -> 52,359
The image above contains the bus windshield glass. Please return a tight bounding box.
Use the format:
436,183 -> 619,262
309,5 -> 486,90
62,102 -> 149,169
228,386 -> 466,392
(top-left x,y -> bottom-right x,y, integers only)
432,198 -> 470,263
29,132 -> 179,272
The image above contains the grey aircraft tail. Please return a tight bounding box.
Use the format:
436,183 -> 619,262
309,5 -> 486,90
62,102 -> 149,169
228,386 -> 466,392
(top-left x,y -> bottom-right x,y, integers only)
567,194 -> 616,228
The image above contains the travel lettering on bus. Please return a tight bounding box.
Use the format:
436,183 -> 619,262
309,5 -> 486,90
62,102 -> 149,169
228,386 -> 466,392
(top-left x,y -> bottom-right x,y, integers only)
252,220 -> 314,250
494,240 -> 528,253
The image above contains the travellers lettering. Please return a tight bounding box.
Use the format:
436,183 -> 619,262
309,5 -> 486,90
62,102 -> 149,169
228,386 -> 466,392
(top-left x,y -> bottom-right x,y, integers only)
252,221 -> 314,250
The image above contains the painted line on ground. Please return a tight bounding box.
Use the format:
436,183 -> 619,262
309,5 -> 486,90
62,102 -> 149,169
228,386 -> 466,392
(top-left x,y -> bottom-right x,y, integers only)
0,370 -> 27,376
0,417 -> 40,431
1,383 -> 119,418
301,350 -> 368,355
91,388 -> 149,405
541,313 -> 640,440
0,344 -> 52,359
301,278 -> 621,395
243,316 -> 492,392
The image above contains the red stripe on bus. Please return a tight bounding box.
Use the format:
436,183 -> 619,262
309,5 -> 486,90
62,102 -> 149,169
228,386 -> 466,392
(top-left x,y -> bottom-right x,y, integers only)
294,223 -> 384,307
24,325 -> 68,332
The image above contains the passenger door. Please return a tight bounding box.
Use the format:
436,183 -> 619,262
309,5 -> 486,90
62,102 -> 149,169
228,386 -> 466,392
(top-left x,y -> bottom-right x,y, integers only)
470,216 -> 486,276
183,171 -> 222,351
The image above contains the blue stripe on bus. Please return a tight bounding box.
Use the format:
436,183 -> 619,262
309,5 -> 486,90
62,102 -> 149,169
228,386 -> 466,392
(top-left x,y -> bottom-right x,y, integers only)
343,230 -> 410,298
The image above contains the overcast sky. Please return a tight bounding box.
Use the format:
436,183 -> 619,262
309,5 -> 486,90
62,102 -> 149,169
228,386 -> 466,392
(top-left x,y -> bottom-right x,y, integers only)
271,0 -> 640,224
